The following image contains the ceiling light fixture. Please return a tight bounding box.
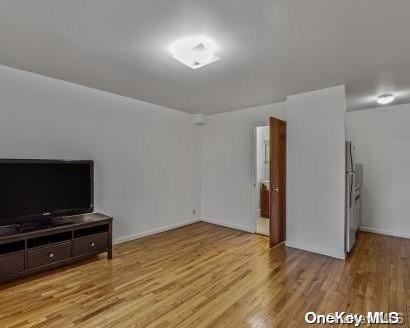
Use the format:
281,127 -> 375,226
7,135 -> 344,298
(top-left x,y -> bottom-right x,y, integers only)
377,94 -> 395,105
169,35 -> 220,69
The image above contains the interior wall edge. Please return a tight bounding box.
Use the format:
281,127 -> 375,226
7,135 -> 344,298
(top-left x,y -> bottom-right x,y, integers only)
200,218 -> 255,234
359,226 -> 410,240
285,240 -> 346,260
113,218 -> 201,245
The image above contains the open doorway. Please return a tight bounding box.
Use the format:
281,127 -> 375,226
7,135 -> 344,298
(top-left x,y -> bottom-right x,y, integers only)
255,125 -> 270,236
254,117 -> 287,247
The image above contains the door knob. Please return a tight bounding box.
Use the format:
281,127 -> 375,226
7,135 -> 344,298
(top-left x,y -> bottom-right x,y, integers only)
273,188 -> 279,192
49,253 -> 54,259
90,242 -> 95,247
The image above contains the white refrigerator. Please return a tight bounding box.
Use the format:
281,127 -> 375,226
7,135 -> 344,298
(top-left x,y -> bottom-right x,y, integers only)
345,141 -> 363,253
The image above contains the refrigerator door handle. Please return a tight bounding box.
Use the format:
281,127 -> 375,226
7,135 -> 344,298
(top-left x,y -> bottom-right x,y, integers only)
349,174 -> 353,208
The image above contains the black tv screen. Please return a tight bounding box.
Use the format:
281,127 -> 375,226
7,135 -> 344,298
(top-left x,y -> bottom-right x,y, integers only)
0,160 -> 93,225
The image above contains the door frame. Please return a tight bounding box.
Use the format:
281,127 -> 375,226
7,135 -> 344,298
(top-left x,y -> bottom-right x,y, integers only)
252,118 -> 287,245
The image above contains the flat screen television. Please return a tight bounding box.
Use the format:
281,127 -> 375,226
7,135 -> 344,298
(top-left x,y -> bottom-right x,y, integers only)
0,159 -> 94,228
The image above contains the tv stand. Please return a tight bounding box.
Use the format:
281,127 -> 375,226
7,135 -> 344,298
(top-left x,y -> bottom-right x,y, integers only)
0,213 -> 113,284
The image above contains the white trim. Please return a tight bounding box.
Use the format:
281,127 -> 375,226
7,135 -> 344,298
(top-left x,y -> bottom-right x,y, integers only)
113,219 -> 200,245
360,226 -> 410,239
252,126 -> 259,234
285,240 -> 345,260
201,218 -> 255,233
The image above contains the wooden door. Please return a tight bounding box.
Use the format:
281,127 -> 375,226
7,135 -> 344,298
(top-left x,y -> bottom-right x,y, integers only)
269,117 -> 286,247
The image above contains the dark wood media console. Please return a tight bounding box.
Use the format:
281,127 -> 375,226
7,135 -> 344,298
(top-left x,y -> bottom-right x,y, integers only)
0,213 -> 112,284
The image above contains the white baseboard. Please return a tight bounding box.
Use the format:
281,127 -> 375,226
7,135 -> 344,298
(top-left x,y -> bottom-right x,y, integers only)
113,218 -> 350,261
360,226 -> 410,239
285,241 -> 345,260
201,218 -> 255,233
113,218 -> 200,245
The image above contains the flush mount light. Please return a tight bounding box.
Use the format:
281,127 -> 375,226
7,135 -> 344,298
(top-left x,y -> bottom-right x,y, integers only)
169,35 -> 220,69
377,94 -> 395,105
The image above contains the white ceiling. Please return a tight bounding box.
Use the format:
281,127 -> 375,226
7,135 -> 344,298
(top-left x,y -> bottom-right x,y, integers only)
1,0 -> 410,114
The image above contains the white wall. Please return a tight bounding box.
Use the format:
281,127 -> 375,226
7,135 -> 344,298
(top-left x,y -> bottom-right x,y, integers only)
0,65 -> 356,259
201,103 -> 286,232
0,66 -> 201,241
346,104 -> 410,238
286,86 -> 346,259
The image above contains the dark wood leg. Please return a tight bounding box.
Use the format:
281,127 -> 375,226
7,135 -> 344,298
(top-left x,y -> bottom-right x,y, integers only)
108,220 -> 113,260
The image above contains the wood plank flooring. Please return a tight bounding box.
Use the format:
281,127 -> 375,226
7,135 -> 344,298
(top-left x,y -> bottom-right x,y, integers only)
0,222 -> 408,327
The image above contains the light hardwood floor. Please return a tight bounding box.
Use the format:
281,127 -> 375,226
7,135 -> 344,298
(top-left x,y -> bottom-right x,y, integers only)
0,222 -> 408,327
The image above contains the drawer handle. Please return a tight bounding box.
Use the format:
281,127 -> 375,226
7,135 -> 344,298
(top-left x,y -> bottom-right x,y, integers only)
90,242 -> 95,247
49,253 -> 55,259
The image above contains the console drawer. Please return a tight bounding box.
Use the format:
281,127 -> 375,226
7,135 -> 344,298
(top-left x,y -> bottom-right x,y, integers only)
27,242 -> 71,270
73,233 -> 108,257
0,252 -> 25,277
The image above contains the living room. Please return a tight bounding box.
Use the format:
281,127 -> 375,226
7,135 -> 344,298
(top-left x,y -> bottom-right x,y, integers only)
0,1 -> 409,327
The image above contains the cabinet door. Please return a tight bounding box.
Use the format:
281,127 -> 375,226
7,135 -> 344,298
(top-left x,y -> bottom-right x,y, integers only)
27,242 -> 71,269
73,233 -> 108,257
0,252 -> 25,277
